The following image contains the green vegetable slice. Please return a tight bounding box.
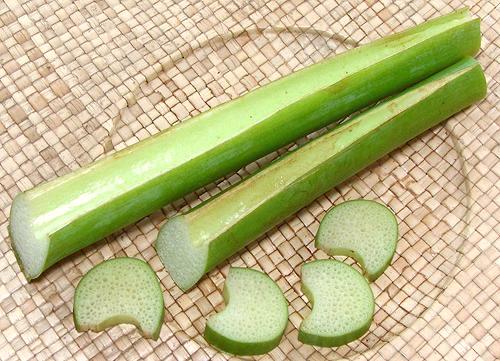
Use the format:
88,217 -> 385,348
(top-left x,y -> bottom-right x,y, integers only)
316,200 -> 398,281
156,58 -> 486,291
299,260 -> 374,347
204,267 -> 288,355
73,257 -> 164,340
10,9 -> 480,281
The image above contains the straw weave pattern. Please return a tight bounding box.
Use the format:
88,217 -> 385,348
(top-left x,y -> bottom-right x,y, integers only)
0,0 -> 498,360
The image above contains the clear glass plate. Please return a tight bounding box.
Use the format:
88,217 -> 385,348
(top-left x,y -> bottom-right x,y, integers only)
100,28 -> 470,360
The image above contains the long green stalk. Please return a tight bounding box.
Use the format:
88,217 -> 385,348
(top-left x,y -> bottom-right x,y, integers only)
10,9 -> 480,280
155,58 -> 486,291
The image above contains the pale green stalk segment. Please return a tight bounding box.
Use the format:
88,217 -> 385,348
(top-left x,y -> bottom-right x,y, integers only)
73,257 -> 164,340
316,199 -> 398,281
156,58 -> 486,291
298,260 -> 374,347
9,9 -> 479,280
203,267 -> 288,356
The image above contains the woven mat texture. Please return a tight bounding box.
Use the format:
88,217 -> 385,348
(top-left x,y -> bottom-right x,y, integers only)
0,0 -> 498,360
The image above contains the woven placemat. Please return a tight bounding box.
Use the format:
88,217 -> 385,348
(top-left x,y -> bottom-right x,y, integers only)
0,0 -> 498,360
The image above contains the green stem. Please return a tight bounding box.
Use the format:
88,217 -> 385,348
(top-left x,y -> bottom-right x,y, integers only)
10,9 -> 480,280
156,58 -> 486,291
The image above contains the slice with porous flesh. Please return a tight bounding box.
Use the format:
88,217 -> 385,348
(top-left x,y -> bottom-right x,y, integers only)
316,199 -> 398,281
299,260 -> 374,347
204,267 -> 288,355
73,257 -> 164,340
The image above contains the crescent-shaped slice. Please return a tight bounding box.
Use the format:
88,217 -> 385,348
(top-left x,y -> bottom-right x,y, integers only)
204,267 -> 288,355
73,257 -> 164,340
299,260 -> 374,347
316,199 -> 398,281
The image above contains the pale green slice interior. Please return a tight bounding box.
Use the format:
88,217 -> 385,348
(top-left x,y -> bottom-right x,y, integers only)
73,257 -> 164,340
316,199 -> 398,281
204,267 -> 288,355
299,260 -> 374,347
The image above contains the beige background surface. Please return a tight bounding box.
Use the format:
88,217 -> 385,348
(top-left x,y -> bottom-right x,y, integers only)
0,0 -> 498,360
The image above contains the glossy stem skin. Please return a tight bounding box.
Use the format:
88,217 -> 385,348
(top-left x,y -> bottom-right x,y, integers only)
157,58 -> 486,290
10,9 -> 480,280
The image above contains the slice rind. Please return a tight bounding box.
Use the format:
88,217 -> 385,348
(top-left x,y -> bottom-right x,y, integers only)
316,199 -> 398,281
73,257 -> 164,340
299,260 -> 374,347
204,267 -> 288,355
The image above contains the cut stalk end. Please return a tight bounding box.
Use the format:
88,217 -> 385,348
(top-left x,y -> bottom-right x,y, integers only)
9,193 -> 48,281
155,216 -> 208,291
